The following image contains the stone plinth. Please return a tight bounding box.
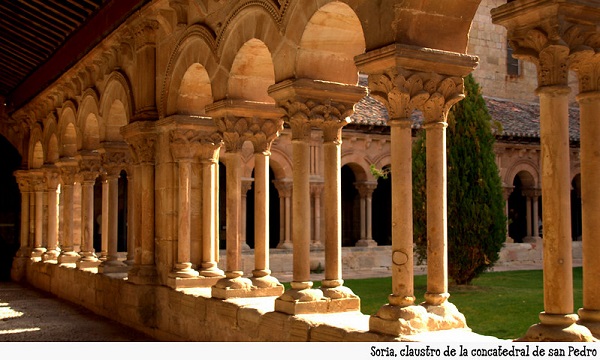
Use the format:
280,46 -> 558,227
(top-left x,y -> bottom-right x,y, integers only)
167,275 -> 223,290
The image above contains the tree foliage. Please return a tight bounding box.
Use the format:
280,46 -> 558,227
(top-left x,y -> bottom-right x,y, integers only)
412,74 -> 506,285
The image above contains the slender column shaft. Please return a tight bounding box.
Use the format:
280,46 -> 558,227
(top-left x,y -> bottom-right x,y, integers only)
200,160 -> 221,275
62,184 -> 74,252
253,153 -> 270,276
225,153 -> 242,277
424,120 -> 449,305
132,165 -> 142,265
285,196 -> 291,244
279,196 -> 285,242
323,140 -> 342,285
140,163 -> 155,266
125,172 -> 135,265
359,195 -> 367,240
101,178 -> 109,259
19,188 -> 30,253
578,92 -> 600,317
178,160 -> 192,265
533,196 -> 540,238
29,192 -> 35,249
46,185 -> 58,255
505,199 -> 510,237
389,120 -> 415,306
525,196 -> 533,237
107,176 -> 119,262
80,180 -> 96,260
213,163 -> 220,263
291,139 -> 311,288
34,187 -> 44,253
313,188 -> 321,246
539,86 -> 573,315
366,194 -> 373,240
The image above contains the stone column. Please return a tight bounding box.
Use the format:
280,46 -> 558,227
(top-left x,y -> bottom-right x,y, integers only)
493,1 -> 595,341
357,43 -> 476,335
56,159 -> 81,266
355,182 -> 377,247
503,186 -> 515,243
310,182 -> 323,249
274,180 -> 293,249
99,176 -> 109,261
31,172 -> 47,261
77,155 -> 101,270
246,113 -> 285,295
522,189 -> 541,243
269,78 -> 364,314
574,59 -> 600,338
14,171 -> 31,257
207,100 -> 254,298
98,163 -> 127,273
532,191 -> 540,238
43,168 -> 61,262
167,129 -> 204,282
198,134 -> 224,279
240,178 -> 253,251
125,170 -> 135,266
122,122 -> 158,284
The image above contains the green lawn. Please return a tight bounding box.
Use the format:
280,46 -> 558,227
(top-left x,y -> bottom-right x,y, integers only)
298,268 -> 583,340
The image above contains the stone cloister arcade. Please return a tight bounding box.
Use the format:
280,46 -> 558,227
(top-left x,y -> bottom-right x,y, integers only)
1,0 -> 600,341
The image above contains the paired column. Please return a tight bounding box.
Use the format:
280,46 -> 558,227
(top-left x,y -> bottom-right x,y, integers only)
274,180 -> 293,249
77,155 -> 101,270
493,2 -> 595,341
503,186 -> 514,243
355,182 -> 377,247
30,172 -> 47,261
310,182 -> 323,248
56,159 -> 81,266
122,122 -> 158,285
240,179 -> 253,251
356,43 -> 476,335
269,78 -> 364,314
14,171 -> 31,258
574,59 -> 600,338
522,189 -> 542,243
42,168 -> 61,262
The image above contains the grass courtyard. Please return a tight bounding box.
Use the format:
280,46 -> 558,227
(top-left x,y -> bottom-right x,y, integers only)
314,267 -> 584,340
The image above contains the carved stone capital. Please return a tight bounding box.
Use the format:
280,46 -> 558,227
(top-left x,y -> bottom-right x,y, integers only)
128,135 -> 157,165
241,178 -> 254,195
30,171 -> 47,192
273,179 -> 293,198
268,79 -> 366,142
355,182 -> 378,197
14,170 -> 32,193
207,99 -> 284,153
367,69 -> 429,120
56,159 -> 80,185
419,75 -> 465,124
78,153 -> 103,183
44,166 -> 61,190
503,186 -> 515,201
310,182 -> 324,196
522,188 -> 542,199
101,143 -> 131,176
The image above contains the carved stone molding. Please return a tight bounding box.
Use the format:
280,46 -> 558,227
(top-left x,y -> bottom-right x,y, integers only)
128,136 -> 157,165
132,19 -> 160,50
268,79 -> 365,142
419,75 -> 465,124
368,69 -> 429,120
273,179 -> 293,198
56,159 -> 80,185
14,170 -> 32,193
44,167 -> 61,191
355,182 -> 378,197
246,117 -> 284,155
78,154 -> 103,183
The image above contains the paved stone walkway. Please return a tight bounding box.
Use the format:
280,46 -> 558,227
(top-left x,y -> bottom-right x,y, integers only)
0,281 -> 153,341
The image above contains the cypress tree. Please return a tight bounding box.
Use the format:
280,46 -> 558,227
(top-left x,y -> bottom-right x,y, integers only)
412,74 -> 506,285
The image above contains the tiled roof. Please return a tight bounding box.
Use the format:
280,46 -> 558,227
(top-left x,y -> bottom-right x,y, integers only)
349,91 -> 581,142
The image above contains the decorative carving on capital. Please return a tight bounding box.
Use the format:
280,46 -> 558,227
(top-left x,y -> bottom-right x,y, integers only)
273,179 -> 293,198
241,178 -> 254,195
522,188 -> 542,199
310,100 -> 354,143
246,117 -> 284,155
355,182 -> 378,197
310,182 -> 324,196
368,69 -> 429,120
31,173 -> 47,192
279,100 -> 311,141
14,170 -> 32,193
214,115 -> 248,153
44,168 -> 61,190
102,150 -> 131,176
503,186 -> 515,201
419,75 -> 464,123
128,135 -> 157,165
78,157 -> 103,183
58,164 -> 79,185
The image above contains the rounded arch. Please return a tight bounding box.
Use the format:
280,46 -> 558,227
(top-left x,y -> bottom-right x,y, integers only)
269,147 -> 293,180
100,71 -> 134,141
505,160 -> 539,189
295,1 -> 365,84
227,39 -> 275,102
47,134 -> 59,164
29,126 -> 44,169
58,103 -> 80,157
177,63 -> 213,115
81,113 -> 101,150
216,5 -> 284,97
340,155 -> 370,182
78,91 -> 102,150
161,26 -> 219,117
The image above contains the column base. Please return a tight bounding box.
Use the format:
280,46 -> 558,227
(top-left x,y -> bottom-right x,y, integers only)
310,241 -> 324,250
320,285 -> 360,312
275,287 -> 328,315
578,308 -> 600,339
76,257 -> 101,271
250,275 -> 285,296
241,242 -> 251,251
98,260 -> 129,274
523,236 -> 541,244
42,249 -> 60,263
355,239 -> 378,247
127,265 -> 159,285
58,251 -> 80,267
167,275 -> 224,290
518,312 -> 596,342
98,252 -> 108,262
369,304 -> 430,336
211,276 -> 254,299
199,266 -> 225,278
276,241 -> 293,250
420,300 -> 469,332
168,263 -> 199,278
30,247 -> 46,262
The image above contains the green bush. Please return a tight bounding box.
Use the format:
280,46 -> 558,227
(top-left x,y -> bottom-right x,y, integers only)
412,74 -> 506,285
